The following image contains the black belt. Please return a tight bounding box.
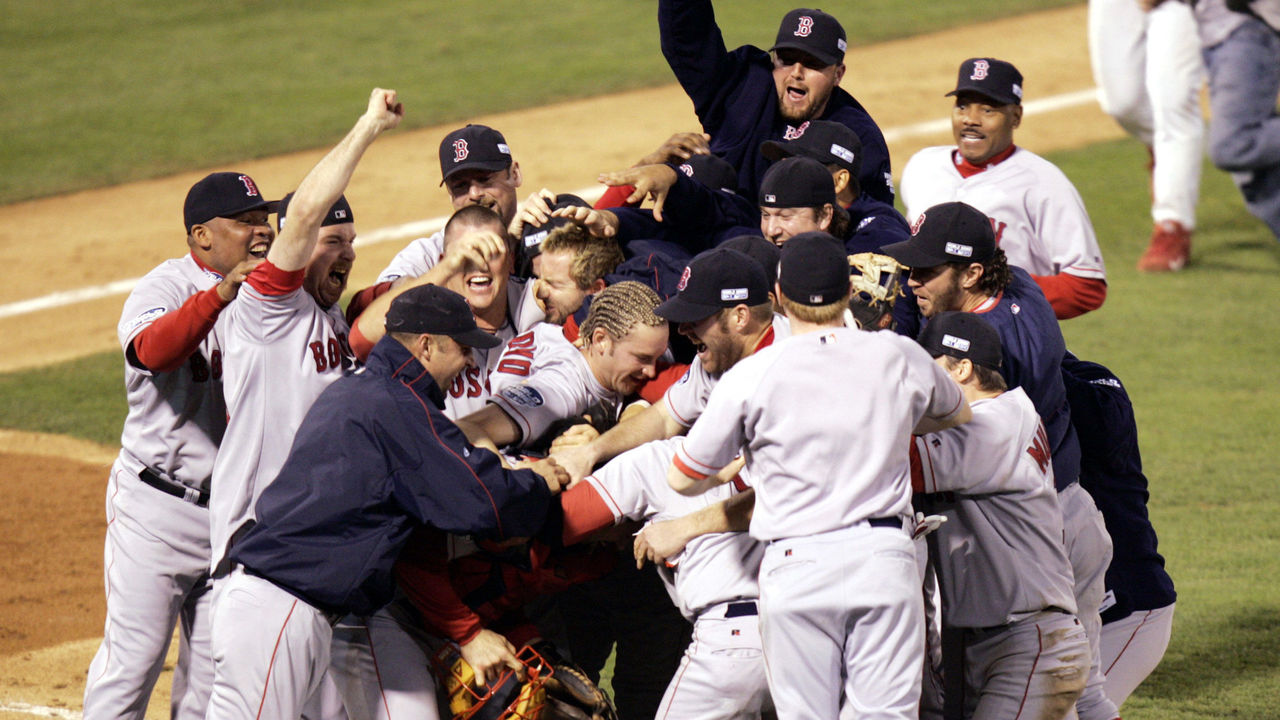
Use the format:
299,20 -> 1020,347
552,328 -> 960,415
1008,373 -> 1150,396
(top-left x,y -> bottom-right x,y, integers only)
139,467 -> 209,508
868,516 -> 902,529
725,601 -> 757,618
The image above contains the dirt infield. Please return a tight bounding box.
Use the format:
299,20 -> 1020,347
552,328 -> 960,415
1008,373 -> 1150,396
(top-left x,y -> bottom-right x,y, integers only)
0,5 -> 1125,717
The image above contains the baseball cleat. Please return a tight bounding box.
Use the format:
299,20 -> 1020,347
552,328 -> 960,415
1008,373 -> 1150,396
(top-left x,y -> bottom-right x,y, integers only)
1137,221 -> 1191,273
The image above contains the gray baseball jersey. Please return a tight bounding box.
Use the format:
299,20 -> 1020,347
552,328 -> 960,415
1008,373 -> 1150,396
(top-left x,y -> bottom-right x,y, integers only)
663,314 -> 790,428
912,387 -> 1077,628
375,230 -> 444,283
442,278 -> 544,420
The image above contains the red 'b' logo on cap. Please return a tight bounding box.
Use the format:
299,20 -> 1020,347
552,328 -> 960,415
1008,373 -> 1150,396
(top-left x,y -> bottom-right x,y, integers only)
970,60 -> 990,81
794,16 -> 814,37
453,139 -> 469,163
238,175 -> 259,198
911,211 -> 927,236
677,266 -> 692,292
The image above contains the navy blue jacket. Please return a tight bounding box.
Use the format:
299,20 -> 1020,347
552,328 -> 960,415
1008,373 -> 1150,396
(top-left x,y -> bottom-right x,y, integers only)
230,337 -> 553,617
1062,355 -> 1176,618
970,268 -> 1081,491
659,0 -> 894,205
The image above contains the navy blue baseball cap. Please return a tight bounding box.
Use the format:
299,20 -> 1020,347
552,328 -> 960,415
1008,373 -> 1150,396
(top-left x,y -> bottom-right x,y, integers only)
439,124 -> 512,185
720,234 -> 782,287
881,202 -> 995,268
918,311 -> 1003,370
759,156 -> 836,209
276,191 -> 354,231
673,153 -> 739,195
760,120 -> 862,177
183,172 -> 278,232
385,284 -> 503,349
771,8 -> 847,67
777,231 -> 849,306
948,58 -> 1023,106
656,247 -> 771,323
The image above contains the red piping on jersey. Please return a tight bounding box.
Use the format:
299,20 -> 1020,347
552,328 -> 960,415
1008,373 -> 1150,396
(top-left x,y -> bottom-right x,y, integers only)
132,285 -> 229,372
406,378 -> 507,538
753,325 -> 777,353
393,354 -> 430,385
246,259 -> 305,296
952,145 -> 1018,179
969,293 -> 1002,314
188,251 -> 224,279
258,598 -> 300,720
672,452 -> 711,481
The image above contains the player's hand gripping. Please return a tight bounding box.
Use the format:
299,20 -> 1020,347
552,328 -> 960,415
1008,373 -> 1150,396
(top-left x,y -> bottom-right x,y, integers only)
362,88 -> 404,134
439,229 -> 507,278
636,131 -> 712,167
598,165 -> 679,222
508,188 -> 558,239
633,516 -> 695,569
215,257 -> 264,302
517,456 -> 569,494
548,205 -> 619,239
911,512 -> 947,540
460,629 -> 525,688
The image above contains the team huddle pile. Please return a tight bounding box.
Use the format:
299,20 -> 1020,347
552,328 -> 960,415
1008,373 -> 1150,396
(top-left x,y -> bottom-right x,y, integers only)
86,0 -> 1280,718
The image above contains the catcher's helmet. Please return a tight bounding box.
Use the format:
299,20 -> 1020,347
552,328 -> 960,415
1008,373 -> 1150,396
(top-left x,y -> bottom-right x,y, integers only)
434,643 -> 551,720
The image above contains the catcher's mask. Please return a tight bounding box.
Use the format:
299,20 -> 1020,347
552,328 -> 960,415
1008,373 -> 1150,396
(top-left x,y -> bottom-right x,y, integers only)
434,643 -> 551,720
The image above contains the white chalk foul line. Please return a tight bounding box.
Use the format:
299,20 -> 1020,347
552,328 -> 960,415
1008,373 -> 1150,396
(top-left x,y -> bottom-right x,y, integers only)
0,87 -> 1099,321
0,703 -> 82,719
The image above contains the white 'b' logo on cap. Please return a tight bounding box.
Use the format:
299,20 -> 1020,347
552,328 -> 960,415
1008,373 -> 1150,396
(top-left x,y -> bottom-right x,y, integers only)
795,16 -> 814,37
970,60 -> 990,81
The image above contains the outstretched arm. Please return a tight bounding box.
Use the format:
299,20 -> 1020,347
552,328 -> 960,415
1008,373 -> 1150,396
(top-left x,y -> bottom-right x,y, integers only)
268,88 -> 403,272
635,484 -> 754,567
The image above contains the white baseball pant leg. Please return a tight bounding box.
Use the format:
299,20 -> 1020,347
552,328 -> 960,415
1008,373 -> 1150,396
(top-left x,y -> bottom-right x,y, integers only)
84,460 -> 214,720
1101,603 -> 1175,707
760,524 -> 923,720
1060,483 -> 1119,720
207,567 -> 333,720
655,601 -> 771,720
964,612 -> 1091,720
329,599 -> 443,720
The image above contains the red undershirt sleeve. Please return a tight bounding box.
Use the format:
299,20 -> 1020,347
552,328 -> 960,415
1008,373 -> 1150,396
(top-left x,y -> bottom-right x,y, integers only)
349,322 -> 376,363
560,483 -> 619,546
130,286 -> 229,373
345,281 -> 395,327
638,362 -> 690,405
593,184 -> 640,210
394,529 -> 485,645
1033,273 -> 1107,320
246,259 -> 305,295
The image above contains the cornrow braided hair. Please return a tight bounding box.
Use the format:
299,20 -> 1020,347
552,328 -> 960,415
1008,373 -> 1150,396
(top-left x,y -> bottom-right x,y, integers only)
540,225 -> 625,289
579,281 -> 665,347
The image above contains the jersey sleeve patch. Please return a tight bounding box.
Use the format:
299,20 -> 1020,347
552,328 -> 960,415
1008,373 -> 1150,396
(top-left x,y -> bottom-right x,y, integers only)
498,385 -> 545,407
121,306 -> 167,337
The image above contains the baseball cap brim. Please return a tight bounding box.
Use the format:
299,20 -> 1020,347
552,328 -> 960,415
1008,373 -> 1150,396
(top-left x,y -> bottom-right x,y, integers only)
879,239 -> 948,269
654,295 -> 722,324
451,327 -> 504,349
440,159 -> 513,186
769,42 -> 841,68
945,88 -> 1018,106
759,140 -> 798,164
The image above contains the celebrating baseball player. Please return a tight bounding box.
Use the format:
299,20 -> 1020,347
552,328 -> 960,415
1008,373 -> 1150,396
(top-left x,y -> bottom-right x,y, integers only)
898,58 -> 1108,320
206,284 -> 564,720
669,232 -> 971,719
658,0 -> 895,203
912,312 -> 1091,719
84,171 -> 276,720
454,281 -> 669,455
881,202 -> 1119,720
1088,0 -> 1205,272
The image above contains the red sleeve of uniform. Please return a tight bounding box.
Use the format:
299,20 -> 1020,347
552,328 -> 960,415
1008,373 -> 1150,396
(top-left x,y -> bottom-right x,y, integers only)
345,281 -> 394,326
349,321 -> 376,363
245,259 -> 305,296
909,437 -> 925,493
131,286 -> 230,373
394,529 -> 485,645
560,483 -> 618,546
637,362 -> 690,405
561,314 -> 580,344
1033,274 -> 1107,319
594,184 -> 640,209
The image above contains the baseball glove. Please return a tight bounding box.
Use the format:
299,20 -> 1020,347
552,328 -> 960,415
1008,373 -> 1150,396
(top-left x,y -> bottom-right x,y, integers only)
847,252 -> 906,330
530,642 -> 618,720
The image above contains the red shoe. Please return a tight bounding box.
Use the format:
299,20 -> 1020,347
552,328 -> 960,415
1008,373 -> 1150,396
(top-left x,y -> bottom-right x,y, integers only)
1137,221 -> 1191,272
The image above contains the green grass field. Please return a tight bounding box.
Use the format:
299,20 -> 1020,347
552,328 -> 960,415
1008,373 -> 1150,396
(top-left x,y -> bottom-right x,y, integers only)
0,0 -> 1077,204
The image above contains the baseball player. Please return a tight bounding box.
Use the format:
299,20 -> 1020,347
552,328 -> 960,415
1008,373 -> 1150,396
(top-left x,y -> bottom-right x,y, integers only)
454,281 -> 669,455
530,222 -> 624,329
669,232 -> 970,719
550,247 -> 782,483
206,283 -> 563,720
1088,0 -> 1205,272
84,172 -> 275,720
881,202 -> 1119,720
209,88 -> 400,577
912,312 -> 1090,720
351,204 -> 544,419
1062,355 -> 1177,709
658,1 -> 895,204
898,58 -> 1108,320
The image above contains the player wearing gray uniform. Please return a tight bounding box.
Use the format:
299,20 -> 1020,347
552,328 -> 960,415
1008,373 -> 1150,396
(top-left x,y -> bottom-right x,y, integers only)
85,172 -> 275,720
558,437 -> 768,720
912,312 -> 1090,720
670,233 -> 971,720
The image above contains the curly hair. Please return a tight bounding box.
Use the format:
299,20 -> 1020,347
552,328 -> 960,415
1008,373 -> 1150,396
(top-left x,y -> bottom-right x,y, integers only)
579,281 -> 664,347
539,224 -> 625,289
974,247 -> 1012,296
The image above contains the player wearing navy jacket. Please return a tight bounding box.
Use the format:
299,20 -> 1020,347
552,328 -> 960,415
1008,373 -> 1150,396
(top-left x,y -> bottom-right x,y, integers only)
882,201 -> 1120,720
207,285 -> 564,720
658,1 -> 894,204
